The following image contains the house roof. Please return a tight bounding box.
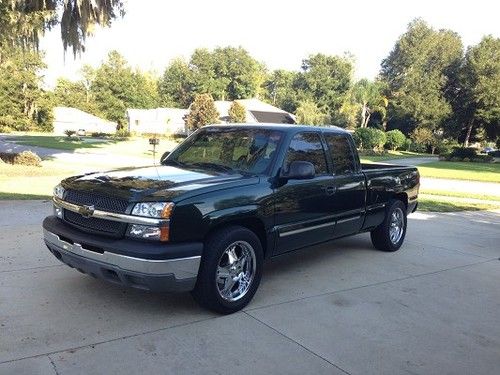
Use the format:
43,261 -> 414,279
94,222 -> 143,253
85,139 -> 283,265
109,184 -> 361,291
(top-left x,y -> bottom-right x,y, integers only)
213,98 -> 295,124
53,107 -> 116,126
126,108 -> 188,124
249,110 -> 295,124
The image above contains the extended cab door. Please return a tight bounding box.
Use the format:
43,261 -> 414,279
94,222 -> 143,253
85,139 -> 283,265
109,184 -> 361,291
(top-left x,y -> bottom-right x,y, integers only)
273,132 -> 336,254
323,133 -> 366,238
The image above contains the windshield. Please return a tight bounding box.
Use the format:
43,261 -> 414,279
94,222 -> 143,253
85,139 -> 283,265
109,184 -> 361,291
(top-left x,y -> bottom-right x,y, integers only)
164,127 -> 284,175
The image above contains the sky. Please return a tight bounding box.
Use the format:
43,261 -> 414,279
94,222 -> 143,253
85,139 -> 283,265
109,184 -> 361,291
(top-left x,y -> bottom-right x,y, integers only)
40,0 -> 500,88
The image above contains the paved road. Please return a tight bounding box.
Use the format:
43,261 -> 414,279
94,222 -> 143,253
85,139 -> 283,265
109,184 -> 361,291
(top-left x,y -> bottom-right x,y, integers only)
381,156 -> 439,166
1,201 -> 499,374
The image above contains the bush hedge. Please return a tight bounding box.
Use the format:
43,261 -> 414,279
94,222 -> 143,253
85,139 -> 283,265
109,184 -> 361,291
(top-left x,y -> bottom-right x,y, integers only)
384,130 -> 406,150
439,147 -> 493,163
353,128 -> 386,150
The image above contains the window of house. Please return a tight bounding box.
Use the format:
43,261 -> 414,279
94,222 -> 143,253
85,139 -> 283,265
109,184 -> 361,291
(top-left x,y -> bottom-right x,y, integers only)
135,119 -> 140,126
284,132 -> 328,175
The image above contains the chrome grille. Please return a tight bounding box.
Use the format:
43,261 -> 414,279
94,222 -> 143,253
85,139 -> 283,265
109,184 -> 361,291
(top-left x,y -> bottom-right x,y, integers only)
62,190 -> 129,237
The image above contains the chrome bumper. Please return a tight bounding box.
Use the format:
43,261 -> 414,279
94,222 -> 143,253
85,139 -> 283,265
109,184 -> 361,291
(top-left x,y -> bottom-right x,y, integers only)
43,229 -> 201,280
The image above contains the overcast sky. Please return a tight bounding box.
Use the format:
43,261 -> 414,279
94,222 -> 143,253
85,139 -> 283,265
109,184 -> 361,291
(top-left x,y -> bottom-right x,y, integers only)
40,0 -> 500,88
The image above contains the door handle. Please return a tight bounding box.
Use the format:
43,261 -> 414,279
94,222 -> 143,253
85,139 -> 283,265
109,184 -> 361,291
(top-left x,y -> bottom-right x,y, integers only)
325,186 -> 337,195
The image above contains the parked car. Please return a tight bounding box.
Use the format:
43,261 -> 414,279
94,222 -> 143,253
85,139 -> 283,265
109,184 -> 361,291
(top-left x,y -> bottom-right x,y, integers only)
43,124 -> 420,313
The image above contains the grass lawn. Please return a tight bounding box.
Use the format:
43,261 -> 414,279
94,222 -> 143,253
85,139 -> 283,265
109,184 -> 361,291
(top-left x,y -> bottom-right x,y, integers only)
6,134 -> 179,159
417,161 -> 500,183
418,197 -> 500,212
420,189 -> 500,202
360,150 -> 430,163
9,135 -> 118,151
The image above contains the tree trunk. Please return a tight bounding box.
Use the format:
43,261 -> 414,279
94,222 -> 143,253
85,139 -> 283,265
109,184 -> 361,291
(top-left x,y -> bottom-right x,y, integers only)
463,120 -> 474,147
364,111 -> 371,128
360,103 -> 367,128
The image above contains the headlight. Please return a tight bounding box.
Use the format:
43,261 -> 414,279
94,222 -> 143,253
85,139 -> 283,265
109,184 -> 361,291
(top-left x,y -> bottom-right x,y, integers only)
53,184 -> 65,199
131,202 -> 174,218
128,202 -> 174,241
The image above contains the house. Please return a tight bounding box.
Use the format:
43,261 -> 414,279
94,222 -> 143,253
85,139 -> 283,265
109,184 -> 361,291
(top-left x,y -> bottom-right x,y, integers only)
214,98 -> 295,124
53,107 -> 117,135
126,108 -> 188,135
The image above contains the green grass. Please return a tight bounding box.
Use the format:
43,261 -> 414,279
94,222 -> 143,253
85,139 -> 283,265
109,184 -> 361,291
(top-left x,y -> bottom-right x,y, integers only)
0,192 -> 51,200
417,161 -> 500,183
9,135 -> 118,151
420,189 -> 500,202
360,150 -> 430,163
418,197 -> 499,212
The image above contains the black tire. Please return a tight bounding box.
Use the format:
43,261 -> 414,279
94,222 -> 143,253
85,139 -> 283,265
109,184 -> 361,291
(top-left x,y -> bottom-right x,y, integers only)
191,226 -> 264,314
370,199 -> 407,252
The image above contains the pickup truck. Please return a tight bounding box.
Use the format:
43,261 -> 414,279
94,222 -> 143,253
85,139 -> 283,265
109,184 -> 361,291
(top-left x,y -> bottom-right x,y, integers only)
43,124 -> 419,314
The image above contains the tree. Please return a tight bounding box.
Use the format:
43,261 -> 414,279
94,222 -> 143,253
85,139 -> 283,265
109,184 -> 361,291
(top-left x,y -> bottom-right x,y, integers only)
185,94 -> 219,131
450,36 -> 500,146
159,58 -> 194,107
0,44 -> 52,131
295,53 -> 354,120
410,127 -> 437,153
385,130 -> 406,150
228,101 -> 246,123
53,77 -> 99,115
381,19 -> 463,135
0,1 -> 125,56
350,79 -> 387,128
91,51 -> 159,125
295,100 -> 328,125
263,69 -> 300,113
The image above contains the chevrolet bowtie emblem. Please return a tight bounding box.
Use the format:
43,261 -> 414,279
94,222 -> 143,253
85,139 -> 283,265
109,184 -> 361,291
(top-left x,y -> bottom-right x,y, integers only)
78,205 -> 95,218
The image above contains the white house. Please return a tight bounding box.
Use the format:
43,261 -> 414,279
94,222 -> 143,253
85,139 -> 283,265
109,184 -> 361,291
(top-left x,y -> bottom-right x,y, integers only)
53,107 -> 117,135
126,108 -> 188,135
214,98 -> 295,124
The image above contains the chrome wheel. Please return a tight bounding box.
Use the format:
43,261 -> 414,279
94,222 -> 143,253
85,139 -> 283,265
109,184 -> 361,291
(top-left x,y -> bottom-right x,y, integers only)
216,240 -> 256,302
389,207 -> 405,244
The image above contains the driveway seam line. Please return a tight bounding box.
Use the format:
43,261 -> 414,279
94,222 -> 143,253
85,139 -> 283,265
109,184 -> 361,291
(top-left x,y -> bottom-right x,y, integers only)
47,355 -> 60,375
245,258 -> 496,313
0,315 -> 219,365
243,311 -> 352,375
410,241 -> 491,259
0,264 -> 63,274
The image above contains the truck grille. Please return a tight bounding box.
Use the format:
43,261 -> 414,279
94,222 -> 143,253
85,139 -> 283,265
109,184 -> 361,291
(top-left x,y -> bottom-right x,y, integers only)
65,190 -> 129,213
62,190 -> 130,237
64,210 -> 126,236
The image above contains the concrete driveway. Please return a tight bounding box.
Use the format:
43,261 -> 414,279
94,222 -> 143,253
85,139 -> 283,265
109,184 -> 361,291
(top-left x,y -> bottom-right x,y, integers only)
1,201 -> 499,375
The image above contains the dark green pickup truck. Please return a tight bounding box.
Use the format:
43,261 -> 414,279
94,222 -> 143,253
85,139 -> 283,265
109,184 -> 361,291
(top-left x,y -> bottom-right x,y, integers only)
43,124 -> 419,313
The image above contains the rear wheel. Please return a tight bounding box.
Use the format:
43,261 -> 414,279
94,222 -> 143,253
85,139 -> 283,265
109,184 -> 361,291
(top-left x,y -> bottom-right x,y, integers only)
370,199 -> 407,252
191,226 -> 263,314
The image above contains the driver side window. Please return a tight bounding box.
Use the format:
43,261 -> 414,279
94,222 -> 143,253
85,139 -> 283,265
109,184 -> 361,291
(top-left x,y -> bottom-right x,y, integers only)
284,132 -> 328,175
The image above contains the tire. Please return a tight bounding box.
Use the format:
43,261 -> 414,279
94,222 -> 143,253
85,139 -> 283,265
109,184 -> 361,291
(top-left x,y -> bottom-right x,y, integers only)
191,226 -> 264,314
370,199 -> 407,252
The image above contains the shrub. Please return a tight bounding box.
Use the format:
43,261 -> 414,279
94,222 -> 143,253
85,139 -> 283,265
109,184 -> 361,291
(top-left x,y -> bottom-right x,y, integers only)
91,132 -> 111,138
114,129 -> 130,139
462,157 -> 471,162
384,130 -> 406,151
353,128 -> 386,150
450,147 -> 477,159
13,150 -> 42,166
0,125 -> 13,133
64,130 -> 76,137
472,155 -> 494,163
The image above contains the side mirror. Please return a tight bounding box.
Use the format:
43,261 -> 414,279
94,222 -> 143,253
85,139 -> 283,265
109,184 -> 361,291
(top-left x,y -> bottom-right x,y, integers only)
160,151 -> 170,164
282,161 -> 315,180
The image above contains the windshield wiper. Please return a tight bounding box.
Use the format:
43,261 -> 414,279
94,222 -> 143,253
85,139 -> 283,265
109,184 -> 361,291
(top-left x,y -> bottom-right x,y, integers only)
161,159 -> 185,167
187,162 -> 235,173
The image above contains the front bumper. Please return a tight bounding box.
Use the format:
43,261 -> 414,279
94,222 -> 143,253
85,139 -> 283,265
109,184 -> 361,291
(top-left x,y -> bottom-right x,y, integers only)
43,217 -> 202,292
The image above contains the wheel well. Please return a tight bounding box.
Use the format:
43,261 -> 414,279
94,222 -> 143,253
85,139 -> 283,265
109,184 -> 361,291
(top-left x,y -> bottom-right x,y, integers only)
207,218 -> 268,256
394,192 -> 408,208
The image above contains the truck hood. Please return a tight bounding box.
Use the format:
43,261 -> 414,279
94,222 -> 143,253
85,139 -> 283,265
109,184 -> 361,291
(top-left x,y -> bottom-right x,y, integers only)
61,165 -> 260,202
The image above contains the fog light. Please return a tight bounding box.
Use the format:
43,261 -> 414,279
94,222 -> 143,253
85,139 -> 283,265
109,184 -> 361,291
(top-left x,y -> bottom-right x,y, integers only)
54,206 -> 63,219
127,224 -> 169,241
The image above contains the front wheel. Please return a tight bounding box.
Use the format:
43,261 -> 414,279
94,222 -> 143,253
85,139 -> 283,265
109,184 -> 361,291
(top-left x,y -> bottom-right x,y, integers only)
191,226 -> 263,314
370,199 -> 407,252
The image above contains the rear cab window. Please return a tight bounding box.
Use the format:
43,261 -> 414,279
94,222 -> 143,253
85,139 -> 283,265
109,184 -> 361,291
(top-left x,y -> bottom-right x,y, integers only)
324,133 -> 357,175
